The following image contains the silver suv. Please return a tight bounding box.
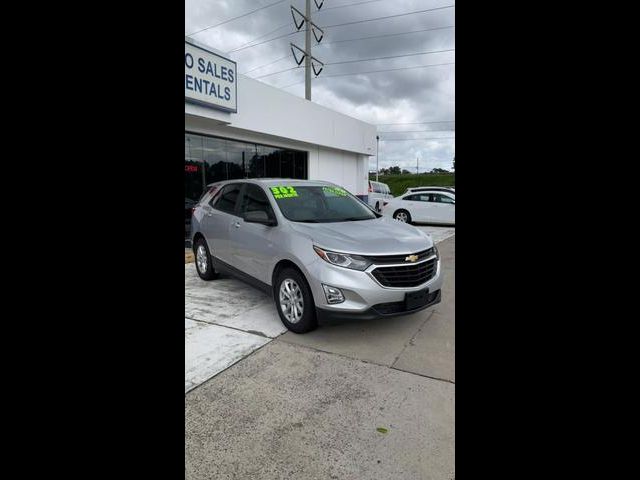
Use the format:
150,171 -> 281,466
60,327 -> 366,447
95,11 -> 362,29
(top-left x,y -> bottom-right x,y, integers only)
191,179 -> 443,333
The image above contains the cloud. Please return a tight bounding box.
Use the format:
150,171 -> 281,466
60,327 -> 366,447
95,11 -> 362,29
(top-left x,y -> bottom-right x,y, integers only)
186,0 -> 455,172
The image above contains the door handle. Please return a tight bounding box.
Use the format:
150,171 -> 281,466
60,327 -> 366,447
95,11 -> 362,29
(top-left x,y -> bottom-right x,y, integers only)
234,221 -> 241,228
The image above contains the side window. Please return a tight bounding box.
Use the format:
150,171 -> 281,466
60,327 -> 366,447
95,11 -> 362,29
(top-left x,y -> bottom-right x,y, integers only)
239,184 -> 274,218
403,195 -> 417,201
435,194 -> 455,204
212,183 -> 242,214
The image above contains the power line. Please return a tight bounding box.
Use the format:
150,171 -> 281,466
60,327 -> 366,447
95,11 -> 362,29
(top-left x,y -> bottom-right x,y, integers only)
378,129 -> 455,133
234,23 -> 455,56
278,62 -> 455,87
254,66 -> 301,80
229,29 -> 300,53
320,5 -> 455,29
242,54 -> 291,74
379,137 -> 455,141
187,0 -> 288,36
255,49 -> 453,79
230,5 -> 455,54
377,120 -> 455,125
316,25 -> 454,48
326,48 -> 454,66
227,22 -> 291,53
314,0 -> 387,13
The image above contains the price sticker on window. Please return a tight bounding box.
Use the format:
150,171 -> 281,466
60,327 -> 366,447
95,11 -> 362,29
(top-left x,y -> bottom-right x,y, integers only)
270,186 -> 298,199
322,186 -> 349,197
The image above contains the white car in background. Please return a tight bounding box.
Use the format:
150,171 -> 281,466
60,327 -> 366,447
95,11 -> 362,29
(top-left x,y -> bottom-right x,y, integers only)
405,186 -> 455,195
383,189 -> 455,225
368,180 -> 393,212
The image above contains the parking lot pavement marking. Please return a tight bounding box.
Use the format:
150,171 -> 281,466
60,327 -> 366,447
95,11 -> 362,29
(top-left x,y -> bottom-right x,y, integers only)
185,318 -> 270,393
185,264 -> 287,338
414,225 -> 455,244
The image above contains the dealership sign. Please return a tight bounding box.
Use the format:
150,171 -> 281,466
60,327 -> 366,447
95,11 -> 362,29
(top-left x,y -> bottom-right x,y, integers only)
185,39 -> 237,113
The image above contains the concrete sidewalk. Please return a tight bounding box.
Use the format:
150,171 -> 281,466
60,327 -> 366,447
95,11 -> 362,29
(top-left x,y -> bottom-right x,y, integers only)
185,236 -> 455,479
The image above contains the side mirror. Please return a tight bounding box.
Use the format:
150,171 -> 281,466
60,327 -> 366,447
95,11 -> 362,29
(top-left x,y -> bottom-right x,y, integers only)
244,210 -> 276,226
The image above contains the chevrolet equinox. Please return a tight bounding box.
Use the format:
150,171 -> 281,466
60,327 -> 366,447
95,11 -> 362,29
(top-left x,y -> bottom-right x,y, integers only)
191,179 -> 443,333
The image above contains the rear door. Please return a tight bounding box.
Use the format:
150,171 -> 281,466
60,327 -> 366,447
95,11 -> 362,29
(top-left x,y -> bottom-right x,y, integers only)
431,193 -> 455,223
201,182 -> 242,263
411,193 -> 437,222
228,183 -> 278,283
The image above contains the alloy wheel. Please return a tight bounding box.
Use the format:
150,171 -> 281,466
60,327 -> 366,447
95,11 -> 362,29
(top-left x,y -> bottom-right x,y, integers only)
279,279 -> 304,324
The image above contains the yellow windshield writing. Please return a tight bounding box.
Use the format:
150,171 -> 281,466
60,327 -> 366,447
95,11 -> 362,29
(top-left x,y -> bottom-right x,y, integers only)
270,186 -> 298,199
322,186 -> 349,197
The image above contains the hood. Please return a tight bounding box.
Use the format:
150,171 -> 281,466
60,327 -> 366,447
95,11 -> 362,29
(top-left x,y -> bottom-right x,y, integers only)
287,216 -> 432,255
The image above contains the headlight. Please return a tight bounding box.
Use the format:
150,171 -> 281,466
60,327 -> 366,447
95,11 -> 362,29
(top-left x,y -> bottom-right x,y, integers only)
433,245 -> 440,260
313,246 -> 371,271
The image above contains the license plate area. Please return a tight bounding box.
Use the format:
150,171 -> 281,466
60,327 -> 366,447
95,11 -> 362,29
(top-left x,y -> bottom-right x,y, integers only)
405,288 -> 430,311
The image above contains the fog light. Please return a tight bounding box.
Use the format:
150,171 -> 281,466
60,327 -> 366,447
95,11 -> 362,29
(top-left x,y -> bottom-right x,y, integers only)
322,284 -> 345,304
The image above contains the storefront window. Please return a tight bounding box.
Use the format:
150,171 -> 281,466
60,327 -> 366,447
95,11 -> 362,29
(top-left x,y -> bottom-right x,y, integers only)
185,132 -> 308,241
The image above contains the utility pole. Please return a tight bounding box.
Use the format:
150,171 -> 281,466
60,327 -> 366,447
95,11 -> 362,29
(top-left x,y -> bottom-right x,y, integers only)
291,0 -> 325,101
376,135 -> 379,182
305,0 -> 311,100
416,156 -> 419,175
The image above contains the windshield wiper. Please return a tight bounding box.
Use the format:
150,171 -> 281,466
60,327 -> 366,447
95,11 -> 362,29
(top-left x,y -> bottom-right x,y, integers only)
295,219 -> 322,223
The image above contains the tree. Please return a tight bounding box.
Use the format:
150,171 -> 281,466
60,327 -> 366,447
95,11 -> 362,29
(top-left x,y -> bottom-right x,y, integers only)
401,169 -> 411,175
388,166 -> 401,175
431,168 -> 450,174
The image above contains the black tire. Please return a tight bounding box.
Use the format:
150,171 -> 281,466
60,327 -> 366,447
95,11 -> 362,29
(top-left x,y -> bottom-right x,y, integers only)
274,267 -> 317,333
375,201 -> 381,212
393,209 -> 412,224
193,237 -> 219,281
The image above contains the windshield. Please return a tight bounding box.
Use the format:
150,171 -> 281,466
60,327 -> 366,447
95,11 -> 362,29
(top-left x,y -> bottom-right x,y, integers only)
268,185 -> 377,223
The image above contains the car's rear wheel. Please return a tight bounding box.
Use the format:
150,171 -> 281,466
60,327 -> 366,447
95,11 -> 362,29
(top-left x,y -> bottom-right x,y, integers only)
194,237 -> 219,281
393,209 -> 412,224
274,268 -> 317,333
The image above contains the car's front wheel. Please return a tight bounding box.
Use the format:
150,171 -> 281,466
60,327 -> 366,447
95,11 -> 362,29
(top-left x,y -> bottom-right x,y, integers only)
393,209 -> 412,224
194,237 -> 219,281
274,268 -> 317,333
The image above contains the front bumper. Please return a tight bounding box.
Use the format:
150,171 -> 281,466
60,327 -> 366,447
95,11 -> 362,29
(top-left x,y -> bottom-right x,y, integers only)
316,289 -> 441,321
304,254 -> 444,317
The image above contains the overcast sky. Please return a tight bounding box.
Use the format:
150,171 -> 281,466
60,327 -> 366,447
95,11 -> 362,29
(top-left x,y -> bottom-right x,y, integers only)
185,0 -> 455,173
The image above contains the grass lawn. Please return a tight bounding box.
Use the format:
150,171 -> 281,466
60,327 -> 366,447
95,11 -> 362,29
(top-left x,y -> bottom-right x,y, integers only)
370,173 -> 455,197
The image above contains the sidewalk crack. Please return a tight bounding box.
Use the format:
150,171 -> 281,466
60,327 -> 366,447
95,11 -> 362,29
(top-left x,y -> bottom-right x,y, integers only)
390,310 -> 434,368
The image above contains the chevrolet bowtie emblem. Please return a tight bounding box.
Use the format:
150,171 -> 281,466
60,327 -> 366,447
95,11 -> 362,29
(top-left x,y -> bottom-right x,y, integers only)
405,255 -> 419,262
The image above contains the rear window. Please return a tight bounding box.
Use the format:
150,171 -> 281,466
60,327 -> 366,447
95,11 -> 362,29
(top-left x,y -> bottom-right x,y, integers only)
199,184 -> 221,203
213,183 -> 242,214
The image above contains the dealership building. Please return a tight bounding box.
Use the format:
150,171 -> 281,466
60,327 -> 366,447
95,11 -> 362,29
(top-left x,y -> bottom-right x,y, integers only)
185,38 -> 377,239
